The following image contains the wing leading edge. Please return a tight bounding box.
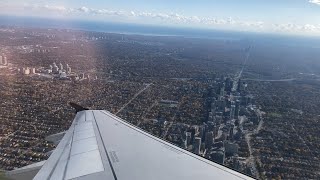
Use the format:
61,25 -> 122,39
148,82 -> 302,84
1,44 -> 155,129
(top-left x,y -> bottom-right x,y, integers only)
33,110 -> 253,180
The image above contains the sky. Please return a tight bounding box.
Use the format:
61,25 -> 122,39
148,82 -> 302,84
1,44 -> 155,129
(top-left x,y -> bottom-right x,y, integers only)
1,0 -> 320,36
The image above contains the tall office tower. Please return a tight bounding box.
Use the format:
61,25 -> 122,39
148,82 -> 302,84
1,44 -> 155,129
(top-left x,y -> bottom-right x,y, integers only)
3,56 -> 7,65
22,68 -> 26,74
53,66 -> 59,73
240,82 -> 247,91
216,99 -> 226,112
190,127 -> 197,145
199,126 -> 206,141
205,131 -> 214,149
210,150 -> 225,165
59,63 -> 63,70
79,73 -> 85,79
235,100 -> 240,118
23,68 -> 30,75
31,68 -> 36,74
230,105 -> 236,120
224,141 -> 239,155
67,67 -> 72,74
229,125 -> 234,141
185,132 -> 192,148
237,79 -> 241,92
225,78 -> 233,92
207,121 -> 215,132
208,111 -> 214,122
220,86 -> 225,97
193,137 -> 202,155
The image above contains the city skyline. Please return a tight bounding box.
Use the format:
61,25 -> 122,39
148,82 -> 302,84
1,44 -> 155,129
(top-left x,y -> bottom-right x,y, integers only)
1,0 -> 320,36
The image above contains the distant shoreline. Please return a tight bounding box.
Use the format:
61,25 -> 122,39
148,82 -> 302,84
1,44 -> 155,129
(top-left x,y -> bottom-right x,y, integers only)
0,15 -> 245,40
0,15 -> 320,44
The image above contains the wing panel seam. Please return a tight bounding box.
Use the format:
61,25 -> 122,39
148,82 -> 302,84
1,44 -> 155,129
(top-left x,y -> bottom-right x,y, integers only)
92,111 -> 118,180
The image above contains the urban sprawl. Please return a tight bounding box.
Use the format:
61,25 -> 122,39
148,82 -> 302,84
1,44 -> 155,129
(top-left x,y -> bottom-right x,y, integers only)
0,27 -> 319,179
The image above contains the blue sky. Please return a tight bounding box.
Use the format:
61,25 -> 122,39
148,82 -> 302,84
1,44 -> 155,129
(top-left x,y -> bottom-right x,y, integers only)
1,0 -> 320,36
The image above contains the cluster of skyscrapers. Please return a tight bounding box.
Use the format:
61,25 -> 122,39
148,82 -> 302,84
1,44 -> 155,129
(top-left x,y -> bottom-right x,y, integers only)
181,77 -> 253,167
49,62 -> 72,74
20,67 -> 37,75
18,62 -> 73,78
17,61 -> 96,81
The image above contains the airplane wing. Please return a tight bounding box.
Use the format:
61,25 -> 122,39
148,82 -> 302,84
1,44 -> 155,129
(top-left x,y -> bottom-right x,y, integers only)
9,110 -> 254,180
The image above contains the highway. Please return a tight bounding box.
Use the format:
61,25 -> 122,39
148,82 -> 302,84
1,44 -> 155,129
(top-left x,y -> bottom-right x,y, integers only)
244,112 -> 264,179
232,46 -> 252,91
242,78 -> 296,82
116,83 -> 152,115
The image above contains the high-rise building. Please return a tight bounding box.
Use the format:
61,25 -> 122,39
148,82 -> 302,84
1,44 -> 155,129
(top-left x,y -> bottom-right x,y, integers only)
207,121 -> 215,132
224,141 -> 239,155
216,100 -> 226,112
3,56 -> 7,65
185,132 -> 192,149
199,126 -> 206,141
230,105 -> 236,120
190,127 -> 197,145
60,72 -> 67,78
67,67 -> 72,74
193,137 -> 202,155
23,68 -> 30,75
235,100 -> 240,118
237,79 -> 247,92
205,131 -> 214,149
53,66 -> 59,73
79,73 -> 85,79
210,150 -> 225,165
231,156 -> 241,171
237,79 -> 241,92
220,87 -> 225,97
229,125 -> 234,141
225,78 -> 233,92
241,82 -> 247,91
31,68 -> 36,74
59,63 -> 63,70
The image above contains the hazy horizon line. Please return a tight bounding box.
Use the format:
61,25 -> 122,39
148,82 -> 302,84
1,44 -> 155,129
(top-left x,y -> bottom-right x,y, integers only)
1,15 -> 320,40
